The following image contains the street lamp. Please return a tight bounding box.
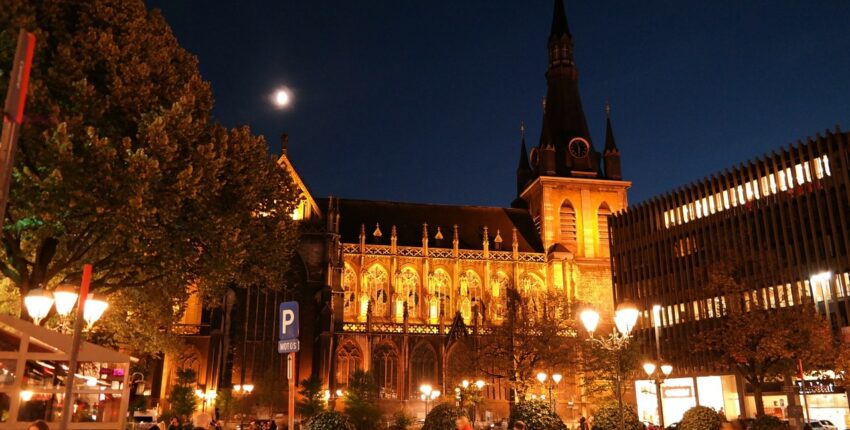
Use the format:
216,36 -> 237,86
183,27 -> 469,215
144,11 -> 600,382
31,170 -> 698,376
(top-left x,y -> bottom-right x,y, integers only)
24,289 -> 54,325
536,372 -> 562,411
420,384 -> 439,415
643,361 -> 673,428
582,301 -> 640,430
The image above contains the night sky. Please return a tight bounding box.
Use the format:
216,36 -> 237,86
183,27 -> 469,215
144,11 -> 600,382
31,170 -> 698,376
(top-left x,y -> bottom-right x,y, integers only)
146,1 -> 850,207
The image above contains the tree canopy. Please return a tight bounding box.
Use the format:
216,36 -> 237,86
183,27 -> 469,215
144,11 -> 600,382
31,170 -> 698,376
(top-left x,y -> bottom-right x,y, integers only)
693,231 -> 838,416
0,0 -> 299,352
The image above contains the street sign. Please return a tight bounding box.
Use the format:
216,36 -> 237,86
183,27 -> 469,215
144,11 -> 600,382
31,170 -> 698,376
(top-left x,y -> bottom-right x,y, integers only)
278,339 -> 300,354
279,301 -> 299,341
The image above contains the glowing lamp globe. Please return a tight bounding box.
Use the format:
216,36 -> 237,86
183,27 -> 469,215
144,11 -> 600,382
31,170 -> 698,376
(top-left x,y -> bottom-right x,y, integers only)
661,363 -> 673,376
430,390 -> 440,399
462,380 -> 469,388
243,384 -> 254,393
643,362 -> 657,377
536,372 -> 547,384
53,284 -> 79,317
475,379 -> 485,389
580,309 -> 600,335
83,294 -> 108,328
614,300 -> 640,336
24,289 -> 54,325
552,374 -> 562,384
420,384 -> 432,396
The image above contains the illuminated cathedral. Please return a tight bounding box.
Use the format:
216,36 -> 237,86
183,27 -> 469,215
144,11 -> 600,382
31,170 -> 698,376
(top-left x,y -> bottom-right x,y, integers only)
161,0 -> 630,424
286,0 -> 631,421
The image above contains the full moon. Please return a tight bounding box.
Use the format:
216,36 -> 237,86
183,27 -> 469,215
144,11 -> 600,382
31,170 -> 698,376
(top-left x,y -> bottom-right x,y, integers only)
273,88 -> 291,108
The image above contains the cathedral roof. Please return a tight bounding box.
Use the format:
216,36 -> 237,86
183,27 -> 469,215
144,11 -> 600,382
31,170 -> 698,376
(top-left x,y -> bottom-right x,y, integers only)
318,198 -> 544,253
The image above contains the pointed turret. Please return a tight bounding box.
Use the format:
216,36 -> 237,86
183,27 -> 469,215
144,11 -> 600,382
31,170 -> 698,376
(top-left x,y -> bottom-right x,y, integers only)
516,121 -> 533,195
539,0 -> 599,177
603,103 -> 622,180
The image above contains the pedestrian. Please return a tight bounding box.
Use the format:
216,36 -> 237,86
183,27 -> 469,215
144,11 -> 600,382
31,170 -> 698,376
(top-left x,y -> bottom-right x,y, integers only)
167,417 -> 181,430
580,416 -> 589,430
513,420 -> 526,430
456,417 -> 473,430
28,421 -> 50,430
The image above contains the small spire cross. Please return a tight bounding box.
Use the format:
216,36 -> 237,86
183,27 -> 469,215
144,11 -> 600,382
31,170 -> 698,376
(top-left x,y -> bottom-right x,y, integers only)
520,121 -> 526,139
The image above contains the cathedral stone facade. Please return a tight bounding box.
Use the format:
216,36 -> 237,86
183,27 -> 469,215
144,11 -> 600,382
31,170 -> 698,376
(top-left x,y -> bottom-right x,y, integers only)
162,0 -> 630,425
289,0 -> 631,422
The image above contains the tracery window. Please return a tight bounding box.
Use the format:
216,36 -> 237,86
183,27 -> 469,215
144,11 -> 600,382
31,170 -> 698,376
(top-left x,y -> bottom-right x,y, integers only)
342,265 -> 357,317
364,265 -> 389,317
396,268 -> 420,319
520,272 -> 545,318
428,269 -> 452,322
459,270 -> 482,323
489,272 -> 510,321
410,343 -> 437,390
336,342 -> 362,386
373,343 -> 398,399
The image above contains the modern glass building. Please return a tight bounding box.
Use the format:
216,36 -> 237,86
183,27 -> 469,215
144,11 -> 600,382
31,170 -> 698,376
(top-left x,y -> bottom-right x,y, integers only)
609,129 -> 850,426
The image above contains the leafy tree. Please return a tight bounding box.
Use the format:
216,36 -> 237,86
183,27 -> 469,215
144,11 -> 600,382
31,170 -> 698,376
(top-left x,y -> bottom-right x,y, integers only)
343,370 -> 381,430
693,240 -> 837,416
679,406 -> 723,430
306,411 -> 355,430
215,388 -> 245,427
422,403 -> 465,430
475,290 -> 579,401
580,334 -> 642,404
748,415 -> 784,430
590,402 -> 641,430
167,368 -> 198,420
388,410 -> 414,430
0,0 -> 298,352
510,399 -> 566,430
296,375 -> 326,421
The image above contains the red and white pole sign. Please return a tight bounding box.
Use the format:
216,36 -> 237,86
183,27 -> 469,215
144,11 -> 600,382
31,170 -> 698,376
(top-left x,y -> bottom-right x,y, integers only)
0,29 -> 36,224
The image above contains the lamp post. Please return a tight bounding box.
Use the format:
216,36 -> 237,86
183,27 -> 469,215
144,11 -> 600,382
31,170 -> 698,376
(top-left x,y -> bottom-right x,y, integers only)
581,301 -> 640,430
23,265 -> 109,430
233,384 -> 254,430
420,384 -> 440,415
643,361 -> 673,428
535,372 -> 563,411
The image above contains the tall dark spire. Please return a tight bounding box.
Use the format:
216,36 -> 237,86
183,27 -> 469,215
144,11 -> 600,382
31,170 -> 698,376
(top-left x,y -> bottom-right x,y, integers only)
539,0 -> 598,177
550,0 -> 571,40
604,104 -> 618,153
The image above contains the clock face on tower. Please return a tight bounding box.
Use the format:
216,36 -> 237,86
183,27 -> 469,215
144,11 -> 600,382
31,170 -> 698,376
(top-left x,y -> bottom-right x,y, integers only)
568,138 -> 589,158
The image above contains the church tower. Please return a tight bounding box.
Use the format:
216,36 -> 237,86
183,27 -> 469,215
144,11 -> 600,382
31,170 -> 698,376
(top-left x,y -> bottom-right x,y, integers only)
515,0 -> 631,313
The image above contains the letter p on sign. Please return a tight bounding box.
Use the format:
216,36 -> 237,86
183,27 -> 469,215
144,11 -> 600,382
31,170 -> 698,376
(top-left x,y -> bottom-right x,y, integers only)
279,301 -> 299,341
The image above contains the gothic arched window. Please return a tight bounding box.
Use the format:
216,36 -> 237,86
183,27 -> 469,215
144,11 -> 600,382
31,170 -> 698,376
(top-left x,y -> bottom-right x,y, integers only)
490,272 -> 511,321
428,269 -> 452,321
559,200 -> 578,252
459,270 -> 482,323
364,265 -> 389,317
336,342 -> 362,386
520,272 -> 545,318
342,265 -> 357,317
410,343 -> 437,390
598,203 -> 612,257
373,343 -> 398,399
397,268 -> 420,319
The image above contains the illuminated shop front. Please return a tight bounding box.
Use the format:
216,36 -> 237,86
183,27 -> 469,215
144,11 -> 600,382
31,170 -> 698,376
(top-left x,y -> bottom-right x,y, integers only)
743,378 -> 850,428
636,376 -> 740,425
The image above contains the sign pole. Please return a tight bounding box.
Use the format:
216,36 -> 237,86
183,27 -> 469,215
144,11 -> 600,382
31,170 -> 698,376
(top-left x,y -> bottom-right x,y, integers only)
288,352 -> 295,430
0,30 -> 36,223
278,301 -> 300,429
